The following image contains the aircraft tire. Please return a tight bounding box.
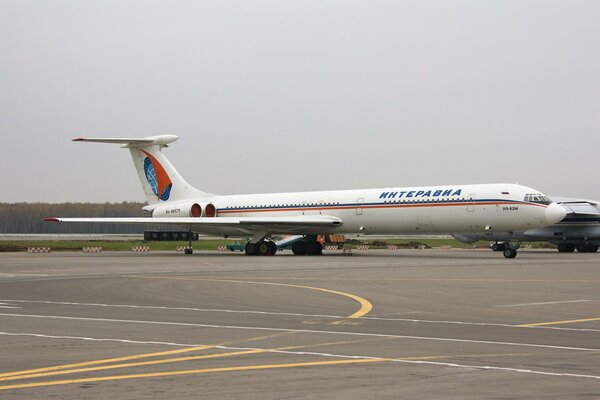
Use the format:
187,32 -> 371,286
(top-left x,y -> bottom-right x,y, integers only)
491,243 -> 505,252
267,241 -> 277,255
257,241 -> 277,256
258,241 -> 271,256
307,241 -> 323,256
292,241 -> 307,255
245,242 -> 260,256
503,248 -> 517,258
557,243 -> 575,252
577,243 -> 598,253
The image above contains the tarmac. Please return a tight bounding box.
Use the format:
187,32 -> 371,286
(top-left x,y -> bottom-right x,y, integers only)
0,249 -> 598,399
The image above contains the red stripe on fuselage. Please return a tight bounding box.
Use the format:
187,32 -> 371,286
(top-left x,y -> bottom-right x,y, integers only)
217,201 -> 546,214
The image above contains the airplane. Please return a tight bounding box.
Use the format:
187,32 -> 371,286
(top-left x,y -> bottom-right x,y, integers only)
452,197 -> 600,253
43,135 -> 566,258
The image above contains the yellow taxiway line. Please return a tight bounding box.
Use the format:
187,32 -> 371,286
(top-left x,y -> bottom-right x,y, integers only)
132,276 -> 373,319
0,345 -> 214,379
0,336 -> 383,382
519,317 -> 600,327
0,349 -> 268,382
0,350 -> 539,392
0,358 -> 383,391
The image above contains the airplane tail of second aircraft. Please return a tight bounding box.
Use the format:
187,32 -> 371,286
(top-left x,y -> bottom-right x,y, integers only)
73,135 -> 211,204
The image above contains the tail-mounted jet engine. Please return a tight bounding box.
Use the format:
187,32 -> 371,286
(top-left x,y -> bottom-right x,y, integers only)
150,202 -> 218,218
151,203 -> 203,218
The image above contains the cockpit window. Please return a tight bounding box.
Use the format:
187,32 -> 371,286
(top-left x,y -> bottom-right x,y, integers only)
524,193 -> 551,205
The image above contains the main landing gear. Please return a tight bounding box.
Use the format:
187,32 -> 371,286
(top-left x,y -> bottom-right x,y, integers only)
557,243 -> 576,253
244,235 -> 324,256
291,236 -> 323,256
491,241 -> 520,258
245,240 -> 277,256
577,243 -> 599,253
558,243 -> 599,253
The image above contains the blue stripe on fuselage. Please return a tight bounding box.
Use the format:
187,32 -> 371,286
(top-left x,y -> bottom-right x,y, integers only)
217,198 -> 536,213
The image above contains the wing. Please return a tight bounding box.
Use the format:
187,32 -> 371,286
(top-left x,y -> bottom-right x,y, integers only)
552,199 -> 600,216
43,215 -> 343,236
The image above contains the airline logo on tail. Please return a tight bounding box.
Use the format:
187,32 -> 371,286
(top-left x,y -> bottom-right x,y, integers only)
142,150 -> 172,201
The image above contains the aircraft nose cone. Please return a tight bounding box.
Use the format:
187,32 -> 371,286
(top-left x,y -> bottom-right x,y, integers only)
545,202 -> 567,225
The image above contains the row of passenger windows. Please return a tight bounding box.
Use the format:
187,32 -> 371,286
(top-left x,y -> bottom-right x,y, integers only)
224,198 -> 468,208
382,198 -> 465,203
224,199 -> 476,208
223,202 -> 342,210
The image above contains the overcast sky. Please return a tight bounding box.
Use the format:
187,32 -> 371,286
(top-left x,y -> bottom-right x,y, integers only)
1,0 -> 599,203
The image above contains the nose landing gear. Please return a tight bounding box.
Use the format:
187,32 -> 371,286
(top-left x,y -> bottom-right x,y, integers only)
502,247 -> 517,258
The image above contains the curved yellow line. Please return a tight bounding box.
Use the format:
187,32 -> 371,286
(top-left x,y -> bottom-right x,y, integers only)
138,276 -> 372,319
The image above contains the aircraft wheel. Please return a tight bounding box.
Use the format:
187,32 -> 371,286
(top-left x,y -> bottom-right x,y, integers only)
245,242 -> 259,256
307,241 -> 323,256
267,240 -> 277,255
292,241 -> 307,255
558,243 -> 576,252
503,248 -> 517,258
491,243 -> 505,252
258,241 -> 270,256
184,248 -> 193,255
258,241 -> 276,256
578,243 -> 598,253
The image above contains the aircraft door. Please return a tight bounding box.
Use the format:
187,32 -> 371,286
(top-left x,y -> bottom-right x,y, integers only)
356,198 -> 364,215
467,194 -> 475,212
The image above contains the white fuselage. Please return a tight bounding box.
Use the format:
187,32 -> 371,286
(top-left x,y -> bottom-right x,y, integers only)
151,183 -> 558,237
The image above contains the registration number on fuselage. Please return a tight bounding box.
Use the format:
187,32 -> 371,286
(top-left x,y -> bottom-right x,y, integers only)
502,206 -> 519,211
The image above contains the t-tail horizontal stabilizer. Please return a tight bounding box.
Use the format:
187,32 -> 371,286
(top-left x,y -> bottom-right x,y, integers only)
72,135 -> 179,148
73,134 -> 211,203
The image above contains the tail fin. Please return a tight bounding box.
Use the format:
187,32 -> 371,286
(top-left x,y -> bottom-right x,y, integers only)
73,135 -> 211,204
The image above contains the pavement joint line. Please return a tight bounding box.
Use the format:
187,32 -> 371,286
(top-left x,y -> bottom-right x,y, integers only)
128,275 -> 373,319
519,317 -> 600,327
2,298 -> 599,332
1,313 -> 599,353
